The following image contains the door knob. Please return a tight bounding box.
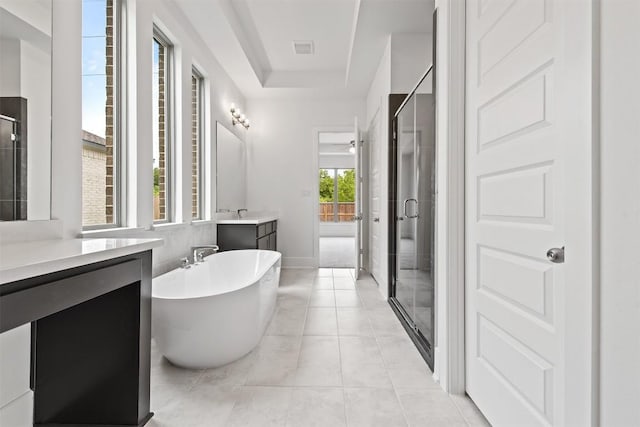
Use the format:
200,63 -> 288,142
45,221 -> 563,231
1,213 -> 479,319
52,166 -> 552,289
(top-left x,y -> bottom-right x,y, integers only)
373,217 -> 380,222
546,247 -> 565,264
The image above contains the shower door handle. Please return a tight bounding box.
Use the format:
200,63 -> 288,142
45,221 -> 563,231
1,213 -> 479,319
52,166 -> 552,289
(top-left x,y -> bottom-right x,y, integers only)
403,198 -> 419,219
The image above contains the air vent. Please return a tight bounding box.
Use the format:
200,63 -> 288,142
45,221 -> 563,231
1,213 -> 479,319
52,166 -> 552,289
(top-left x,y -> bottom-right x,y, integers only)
293,40 -> 314,55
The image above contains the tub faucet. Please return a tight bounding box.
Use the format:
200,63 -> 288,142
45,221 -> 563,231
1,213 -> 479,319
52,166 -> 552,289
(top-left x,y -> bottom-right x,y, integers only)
192,245 -> 220,263
237,208 -> 248,219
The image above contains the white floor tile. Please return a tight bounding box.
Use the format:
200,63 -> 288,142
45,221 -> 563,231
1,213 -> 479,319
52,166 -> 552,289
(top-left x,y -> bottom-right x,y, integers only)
286,388 -> 346,427
226,386 -> 293,427
396,388 -> 467,427
333,277 -> 356,290
303,307 -> 338,336
149,267 -> 488,427
344,388 -> 407,427
335,290 -> 362,307
312,277 -> 334,289
309,290 -> 336,307
336,308 -> 375,337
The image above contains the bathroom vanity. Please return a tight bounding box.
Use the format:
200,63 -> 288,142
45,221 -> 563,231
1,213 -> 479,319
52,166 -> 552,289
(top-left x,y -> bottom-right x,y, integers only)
217,215 -> 278,251
0,238 -> 162,427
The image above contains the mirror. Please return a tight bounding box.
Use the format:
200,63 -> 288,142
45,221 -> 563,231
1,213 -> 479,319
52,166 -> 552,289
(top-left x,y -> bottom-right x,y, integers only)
0,0 -> 52,221
216,122 -> 247,212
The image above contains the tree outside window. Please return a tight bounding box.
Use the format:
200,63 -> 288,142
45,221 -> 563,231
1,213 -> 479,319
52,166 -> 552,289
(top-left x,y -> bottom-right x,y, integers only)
319,168 -> 355,222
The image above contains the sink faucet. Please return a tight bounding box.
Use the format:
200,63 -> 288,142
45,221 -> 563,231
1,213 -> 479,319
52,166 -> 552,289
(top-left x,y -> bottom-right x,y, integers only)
191,245 -> 220,263
237,209 -> 248,219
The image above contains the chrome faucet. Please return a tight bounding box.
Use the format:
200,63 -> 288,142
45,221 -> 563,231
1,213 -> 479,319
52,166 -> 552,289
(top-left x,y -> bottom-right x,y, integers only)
191,245 -> 220,263
237,208 -> 248,219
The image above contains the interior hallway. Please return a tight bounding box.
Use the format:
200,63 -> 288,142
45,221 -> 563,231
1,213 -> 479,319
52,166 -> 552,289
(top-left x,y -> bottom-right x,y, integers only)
148,268 -> 488,426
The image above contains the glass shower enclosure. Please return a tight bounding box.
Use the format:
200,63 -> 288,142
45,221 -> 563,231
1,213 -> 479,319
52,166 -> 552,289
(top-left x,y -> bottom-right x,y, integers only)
389,67 -> 436,369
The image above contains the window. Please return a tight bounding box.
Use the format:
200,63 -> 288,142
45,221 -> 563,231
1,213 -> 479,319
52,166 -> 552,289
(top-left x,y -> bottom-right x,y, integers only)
152,30 -> 173,222
82,0 -> 121,227
191,68 -> 205,220
319,168 -> 356,222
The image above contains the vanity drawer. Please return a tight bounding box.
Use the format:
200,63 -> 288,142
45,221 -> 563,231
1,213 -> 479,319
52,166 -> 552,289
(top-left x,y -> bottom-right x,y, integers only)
0,324 -> 31,408
218,220 -> 278,252
257,223 -> 267,238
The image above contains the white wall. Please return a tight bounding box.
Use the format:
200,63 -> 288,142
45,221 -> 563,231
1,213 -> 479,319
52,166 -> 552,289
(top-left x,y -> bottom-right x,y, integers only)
319,153 -> 354,169
599,1 -> 640,424
391,33 -> 433,94
245,97 -> 366,267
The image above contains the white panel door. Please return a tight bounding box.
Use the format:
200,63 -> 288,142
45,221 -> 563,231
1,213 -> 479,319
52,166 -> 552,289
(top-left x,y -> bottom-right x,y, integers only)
465,0 -> 594,425
368,110 -> 382,281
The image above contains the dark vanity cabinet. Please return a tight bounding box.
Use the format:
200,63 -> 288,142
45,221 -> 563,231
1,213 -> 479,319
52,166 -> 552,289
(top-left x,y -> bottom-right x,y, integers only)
0,249 -> 154,427
217,220 -> 278,251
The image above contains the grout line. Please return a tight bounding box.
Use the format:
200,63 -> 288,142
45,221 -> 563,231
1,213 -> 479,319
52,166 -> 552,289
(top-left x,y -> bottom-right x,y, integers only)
450,395 -> 474,427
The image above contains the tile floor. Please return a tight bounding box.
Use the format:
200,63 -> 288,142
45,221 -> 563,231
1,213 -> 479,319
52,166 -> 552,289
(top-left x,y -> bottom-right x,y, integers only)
147,268 -> 489,427
319,237 -> 355,268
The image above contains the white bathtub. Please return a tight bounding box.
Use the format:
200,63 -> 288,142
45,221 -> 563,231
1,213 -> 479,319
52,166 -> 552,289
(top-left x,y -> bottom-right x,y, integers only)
152,249 -> 281,369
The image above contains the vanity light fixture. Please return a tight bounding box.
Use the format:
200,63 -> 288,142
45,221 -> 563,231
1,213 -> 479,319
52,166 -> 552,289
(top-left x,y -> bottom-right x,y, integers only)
230,103 -> 250,129
349,140 -> 356,154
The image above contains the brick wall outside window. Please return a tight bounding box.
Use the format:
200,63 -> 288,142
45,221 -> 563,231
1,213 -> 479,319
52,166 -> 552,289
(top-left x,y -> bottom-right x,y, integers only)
82,132 -> 107,226
191,75 -> 199,219
155,42 -> 167,221
105,0 -> 115,224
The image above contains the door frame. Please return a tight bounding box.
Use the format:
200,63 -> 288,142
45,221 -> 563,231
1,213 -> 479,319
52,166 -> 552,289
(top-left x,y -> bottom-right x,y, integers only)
312,126 -> 358,269
435,0 -> 466,394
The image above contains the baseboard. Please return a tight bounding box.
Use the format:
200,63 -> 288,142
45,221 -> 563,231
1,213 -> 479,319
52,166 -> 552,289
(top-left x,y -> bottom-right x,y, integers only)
433,346 -> 441,384
282,257 -> 317,268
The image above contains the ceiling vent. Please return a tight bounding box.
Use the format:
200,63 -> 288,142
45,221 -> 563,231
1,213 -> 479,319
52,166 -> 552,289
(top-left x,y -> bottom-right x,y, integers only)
293,40 -> 314,55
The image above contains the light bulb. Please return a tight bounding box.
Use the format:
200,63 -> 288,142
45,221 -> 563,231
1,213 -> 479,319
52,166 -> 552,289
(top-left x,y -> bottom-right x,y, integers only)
349,146 -> 355,154
230,103 -> 236,112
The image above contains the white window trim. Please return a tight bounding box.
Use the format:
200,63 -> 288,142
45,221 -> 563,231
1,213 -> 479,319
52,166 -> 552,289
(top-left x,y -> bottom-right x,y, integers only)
82,0 -> 125,231
191,67 -> 206,221
152,26 -> 175,224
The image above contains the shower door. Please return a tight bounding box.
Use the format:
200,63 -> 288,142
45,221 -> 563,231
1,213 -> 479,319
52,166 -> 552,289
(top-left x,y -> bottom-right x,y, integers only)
390,71 -> 436,369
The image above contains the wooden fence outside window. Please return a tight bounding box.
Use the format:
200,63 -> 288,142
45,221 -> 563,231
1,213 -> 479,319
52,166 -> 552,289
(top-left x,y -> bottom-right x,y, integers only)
319,202 -> 355,222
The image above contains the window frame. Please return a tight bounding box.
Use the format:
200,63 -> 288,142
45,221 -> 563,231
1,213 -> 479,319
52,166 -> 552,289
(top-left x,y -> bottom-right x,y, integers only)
81,0 -> 125,231
152,27 -> 174,224
319,168 -> 355,223
191,67 -> 205,221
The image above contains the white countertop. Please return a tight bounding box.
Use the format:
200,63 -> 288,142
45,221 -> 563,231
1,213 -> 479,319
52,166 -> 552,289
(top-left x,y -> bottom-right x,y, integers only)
0,238 -> 163,285
216,213 -> 279,225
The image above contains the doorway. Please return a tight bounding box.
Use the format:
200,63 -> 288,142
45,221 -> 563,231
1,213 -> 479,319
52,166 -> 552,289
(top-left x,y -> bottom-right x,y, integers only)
317,131 -> 356,268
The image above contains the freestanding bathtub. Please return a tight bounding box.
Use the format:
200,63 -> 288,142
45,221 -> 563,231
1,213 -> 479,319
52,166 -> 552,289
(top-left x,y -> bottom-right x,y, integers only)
152,249 -> 281,369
